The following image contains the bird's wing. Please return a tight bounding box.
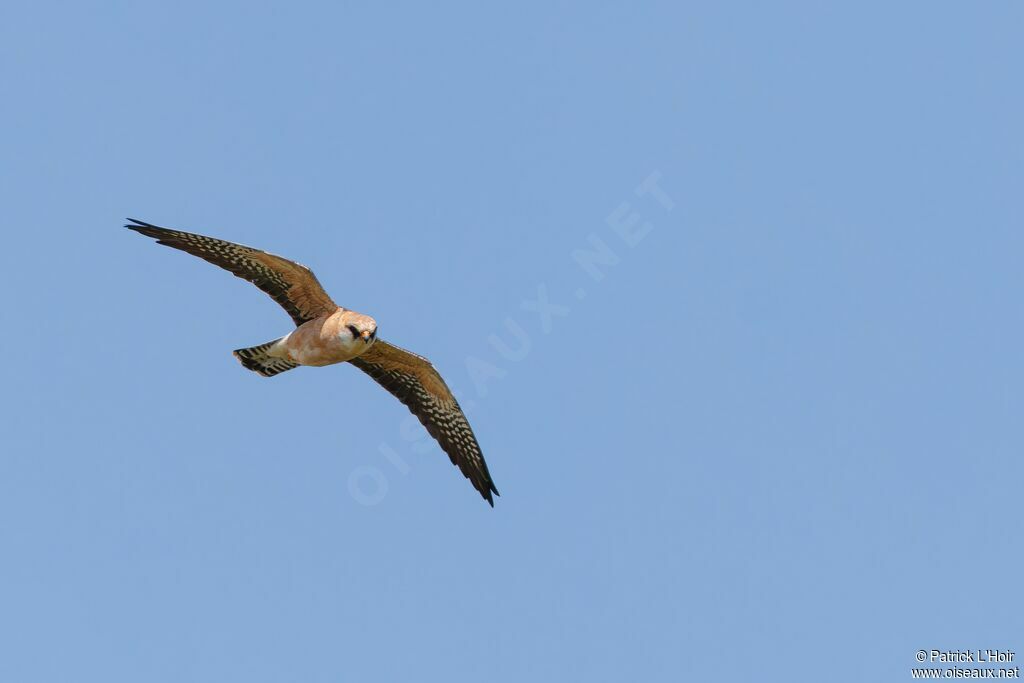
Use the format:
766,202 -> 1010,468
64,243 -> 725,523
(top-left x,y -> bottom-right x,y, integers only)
349,340 -> 499,506
125,218 -> 338,326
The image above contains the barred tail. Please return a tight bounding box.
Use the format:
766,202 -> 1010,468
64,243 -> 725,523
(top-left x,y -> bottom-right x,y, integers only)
232,338 -> 299,377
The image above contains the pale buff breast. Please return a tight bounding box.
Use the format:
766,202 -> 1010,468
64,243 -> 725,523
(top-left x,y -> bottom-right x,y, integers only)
282,309 -> 377,366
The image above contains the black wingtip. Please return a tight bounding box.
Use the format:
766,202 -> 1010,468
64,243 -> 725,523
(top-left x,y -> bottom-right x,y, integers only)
125,217 -> 161,231
483,483 -> 499,507
125,218 -> 177,244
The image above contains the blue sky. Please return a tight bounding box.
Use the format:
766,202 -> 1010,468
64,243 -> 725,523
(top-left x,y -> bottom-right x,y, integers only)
1,2 -> 1021,681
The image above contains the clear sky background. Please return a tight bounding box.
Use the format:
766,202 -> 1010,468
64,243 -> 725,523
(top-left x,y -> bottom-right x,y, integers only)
1,3 -> 1021,681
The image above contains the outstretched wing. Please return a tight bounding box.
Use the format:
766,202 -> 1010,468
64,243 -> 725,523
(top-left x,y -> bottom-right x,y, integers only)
349,340 -> 499,506
125,218 -> 338,326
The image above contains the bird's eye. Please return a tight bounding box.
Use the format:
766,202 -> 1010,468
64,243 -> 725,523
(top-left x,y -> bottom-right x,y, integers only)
347,325 -> 360,339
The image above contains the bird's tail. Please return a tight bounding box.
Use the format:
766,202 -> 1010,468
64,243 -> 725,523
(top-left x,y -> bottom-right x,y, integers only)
232,338 -> 299,377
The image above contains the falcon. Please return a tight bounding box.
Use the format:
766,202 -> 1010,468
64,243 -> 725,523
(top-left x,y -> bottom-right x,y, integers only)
125,218 -> 499,505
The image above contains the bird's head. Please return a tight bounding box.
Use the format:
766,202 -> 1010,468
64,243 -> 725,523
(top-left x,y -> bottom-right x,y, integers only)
340,311 -> 378,348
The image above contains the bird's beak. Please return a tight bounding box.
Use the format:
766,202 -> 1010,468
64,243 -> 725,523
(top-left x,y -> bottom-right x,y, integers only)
361,330 -> 371,343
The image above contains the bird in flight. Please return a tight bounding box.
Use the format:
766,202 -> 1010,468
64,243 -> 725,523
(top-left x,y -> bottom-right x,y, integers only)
126,218 -> 499,505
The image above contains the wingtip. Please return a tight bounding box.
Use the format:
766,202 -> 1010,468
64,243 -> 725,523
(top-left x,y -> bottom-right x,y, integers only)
124,217 -> 150,232
482,483 -> 499,507
125,218 -> 174,241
